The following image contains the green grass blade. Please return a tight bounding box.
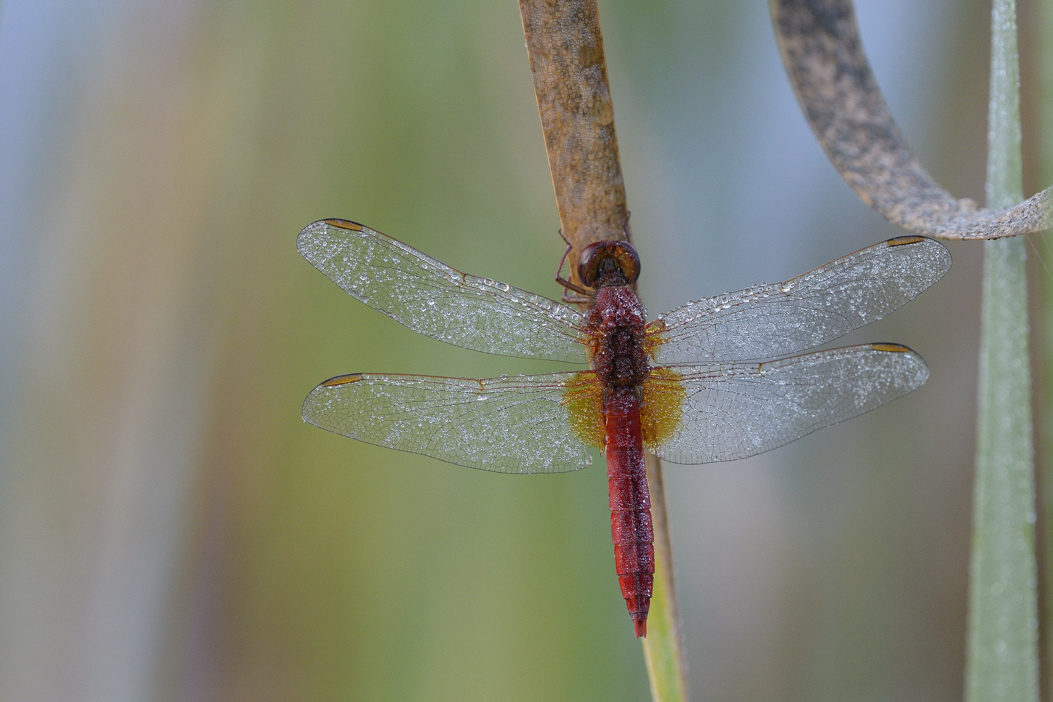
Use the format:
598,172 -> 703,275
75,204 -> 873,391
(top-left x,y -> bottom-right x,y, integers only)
1040,0 -> 1053,691
964,2 -> 1039,701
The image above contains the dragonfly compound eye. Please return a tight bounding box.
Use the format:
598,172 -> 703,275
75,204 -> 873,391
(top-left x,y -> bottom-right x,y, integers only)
578,241 -> 641,288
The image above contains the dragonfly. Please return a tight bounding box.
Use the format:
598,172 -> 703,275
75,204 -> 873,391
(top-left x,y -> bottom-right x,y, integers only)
297,219 -> 951,637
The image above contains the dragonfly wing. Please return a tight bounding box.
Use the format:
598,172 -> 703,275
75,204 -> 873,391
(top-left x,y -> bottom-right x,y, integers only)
302,371 -> 597,474
649,343 -> 928,464
298,219 -> 588,363
650,236 -> 950,363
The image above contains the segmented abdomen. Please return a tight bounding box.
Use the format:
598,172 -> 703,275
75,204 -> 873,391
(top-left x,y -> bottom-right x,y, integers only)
604,386 -> 655,638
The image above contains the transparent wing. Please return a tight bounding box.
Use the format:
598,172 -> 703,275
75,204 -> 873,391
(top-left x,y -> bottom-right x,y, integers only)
649,236 -> 951,364
650,343 -> 928,464
297,219 -> 588,363
302,371 -> 597,474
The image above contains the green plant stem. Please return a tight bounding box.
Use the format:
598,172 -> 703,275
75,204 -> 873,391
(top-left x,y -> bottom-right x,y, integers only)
1038,0 -> 1053,692
642,455 -> 689,702
964,2 -> 1039,701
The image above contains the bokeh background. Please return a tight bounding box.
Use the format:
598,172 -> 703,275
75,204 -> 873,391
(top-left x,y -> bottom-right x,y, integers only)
0,1 -> 1043,700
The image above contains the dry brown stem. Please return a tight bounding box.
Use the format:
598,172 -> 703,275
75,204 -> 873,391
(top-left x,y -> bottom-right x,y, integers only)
519,0 -> 631,288
518,2 -> 689,699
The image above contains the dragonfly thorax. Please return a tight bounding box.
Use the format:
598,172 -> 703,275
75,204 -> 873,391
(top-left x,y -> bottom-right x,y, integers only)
588,285 -> 649,388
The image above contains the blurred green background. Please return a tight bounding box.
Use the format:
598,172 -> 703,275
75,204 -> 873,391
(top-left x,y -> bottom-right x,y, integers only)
0,0 -> 1032,700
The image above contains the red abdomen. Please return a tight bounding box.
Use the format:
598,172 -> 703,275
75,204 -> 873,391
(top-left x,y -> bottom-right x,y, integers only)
585,283 -> 654,637
604,386 -> 655,638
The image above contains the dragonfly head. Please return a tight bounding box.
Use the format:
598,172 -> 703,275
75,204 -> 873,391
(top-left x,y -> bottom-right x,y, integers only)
578,241 -> 641,289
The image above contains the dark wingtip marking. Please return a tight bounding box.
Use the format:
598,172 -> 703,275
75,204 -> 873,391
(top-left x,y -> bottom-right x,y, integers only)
321,373 -> 364,387
871,342 -> 911,353
887,235 -> 927,246
323,219 -> 365,231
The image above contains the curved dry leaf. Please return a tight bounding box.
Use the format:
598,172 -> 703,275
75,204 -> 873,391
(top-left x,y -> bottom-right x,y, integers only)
771,0 -> 1051,239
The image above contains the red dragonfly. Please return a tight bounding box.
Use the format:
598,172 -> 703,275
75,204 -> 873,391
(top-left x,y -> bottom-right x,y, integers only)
298,219 -> 951,637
